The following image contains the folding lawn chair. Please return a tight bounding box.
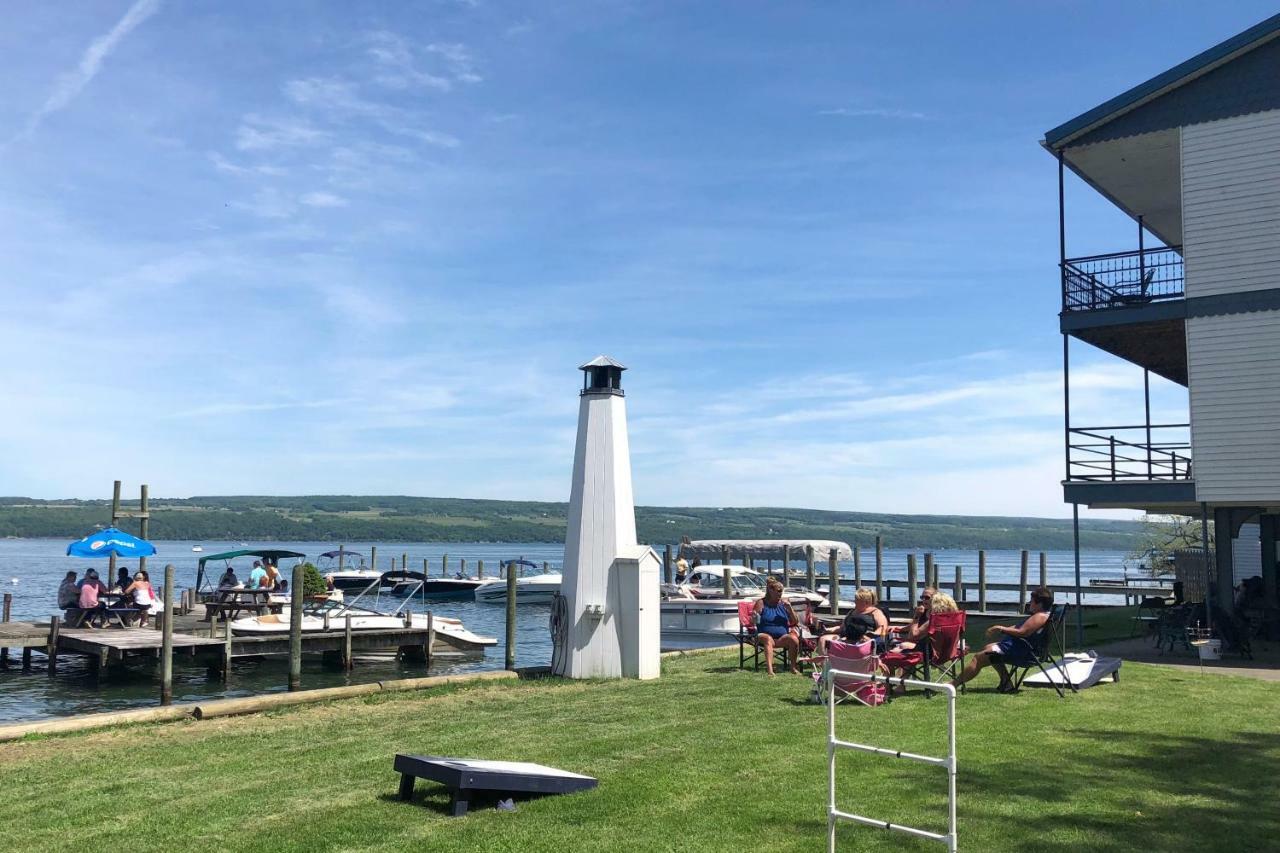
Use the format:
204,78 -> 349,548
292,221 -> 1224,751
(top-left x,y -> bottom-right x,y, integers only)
1001,604 -> 1076,698
811,639 -> 884,707
880,610 -> 967,696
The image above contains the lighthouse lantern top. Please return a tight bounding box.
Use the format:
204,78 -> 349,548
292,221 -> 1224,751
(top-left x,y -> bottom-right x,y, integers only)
579,355 -> 626,397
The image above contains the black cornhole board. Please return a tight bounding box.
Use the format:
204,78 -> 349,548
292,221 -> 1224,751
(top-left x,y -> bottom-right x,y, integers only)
394,754 -> 598,816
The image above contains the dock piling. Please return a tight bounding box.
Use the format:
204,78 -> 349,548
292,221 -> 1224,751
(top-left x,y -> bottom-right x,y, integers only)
806,546 -> 816,592
924,552 -> 935,590
477,559 -> 484,579
874,536 -> 884,602
504,557 -> 519,670
343,615 -> 353,671
426,611 -> 435,668
288,563 -> 303,691
222,621 -> 232,682
461,558 -> 467,576
906,554 -> 918,609
954,565 -> 964,602
1,592 -> 10,666
160,564 -> 174,704
978,550 -> 987,613
853,546 -> 862,589
1039,551 -> 1048,588
827,548 -> 839,615
46,615 -> 60,676
442,553 -> 448,577
721,546 -> 732,597
370,546 -> 378,575
1019,550 -> 1030,611
402,553 -> 408,571
663,545 -> 672,584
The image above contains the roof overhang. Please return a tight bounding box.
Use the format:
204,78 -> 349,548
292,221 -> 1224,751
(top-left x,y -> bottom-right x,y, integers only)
1064,480 -> 1196,513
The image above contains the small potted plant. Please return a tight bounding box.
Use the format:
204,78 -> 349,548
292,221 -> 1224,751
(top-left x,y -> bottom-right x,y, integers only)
300,563 -> 330,601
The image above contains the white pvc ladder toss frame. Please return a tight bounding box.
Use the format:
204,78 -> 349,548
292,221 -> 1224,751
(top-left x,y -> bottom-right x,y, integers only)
826,670 -> 957,852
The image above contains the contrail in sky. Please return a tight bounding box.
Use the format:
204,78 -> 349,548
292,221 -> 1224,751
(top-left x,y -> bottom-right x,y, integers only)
19,0 -> 162,139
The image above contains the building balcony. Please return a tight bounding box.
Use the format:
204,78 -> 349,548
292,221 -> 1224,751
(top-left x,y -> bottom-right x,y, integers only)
1064,423 -> 1197,510
1060,246 -> 1188,385
1063,246 -> 1183,312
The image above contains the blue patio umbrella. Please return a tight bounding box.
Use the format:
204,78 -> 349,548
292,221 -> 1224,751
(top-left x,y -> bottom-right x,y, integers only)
66,527 -> 157,559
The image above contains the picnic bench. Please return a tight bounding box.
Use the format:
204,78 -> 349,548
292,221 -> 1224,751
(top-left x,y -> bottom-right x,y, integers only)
203,588 -> 274,622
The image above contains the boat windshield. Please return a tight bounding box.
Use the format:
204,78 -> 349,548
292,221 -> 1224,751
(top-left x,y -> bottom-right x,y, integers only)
732,573 -> 765,592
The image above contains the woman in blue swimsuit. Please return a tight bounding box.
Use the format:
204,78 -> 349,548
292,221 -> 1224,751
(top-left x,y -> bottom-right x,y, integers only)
753,578 -> 802,675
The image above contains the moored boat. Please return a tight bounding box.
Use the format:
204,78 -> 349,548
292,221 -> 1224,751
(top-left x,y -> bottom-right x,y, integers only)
474,560 -> 561,604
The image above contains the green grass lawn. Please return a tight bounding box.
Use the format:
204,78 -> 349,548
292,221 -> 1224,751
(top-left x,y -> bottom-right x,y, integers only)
0,650 -> 1277,852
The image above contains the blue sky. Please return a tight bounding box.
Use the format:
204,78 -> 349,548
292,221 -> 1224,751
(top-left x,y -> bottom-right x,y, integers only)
1,2 -> 1273,516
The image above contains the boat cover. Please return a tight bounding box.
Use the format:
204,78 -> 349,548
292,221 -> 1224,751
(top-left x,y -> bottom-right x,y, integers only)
678,539 -> 853,562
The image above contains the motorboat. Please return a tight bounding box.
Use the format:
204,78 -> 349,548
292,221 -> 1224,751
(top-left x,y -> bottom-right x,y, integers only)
230,599 -> 496,652
191,546 -> 204,553
317,549 -> 382,591
660,564 -> 843,638
380,569 -> 492,601
474,560 -> 560,605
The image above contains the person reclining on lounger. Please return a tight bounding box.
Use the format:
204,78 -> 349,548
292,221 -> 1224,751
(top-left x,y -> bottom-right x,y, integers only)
950,586 -> 1053,693
753,578 -> 801,676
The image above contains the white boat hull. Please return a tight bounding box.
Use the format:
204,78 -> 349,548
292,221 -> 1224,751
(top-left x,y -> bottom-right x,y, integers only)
230,612 -> 496,649
473,574 -> 561,604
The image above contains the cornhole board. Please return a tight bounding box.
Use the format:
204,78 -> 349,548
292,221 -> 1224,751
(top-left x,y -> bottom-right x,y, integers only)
1023,654 -> 1122,690
394,754 -> 598,816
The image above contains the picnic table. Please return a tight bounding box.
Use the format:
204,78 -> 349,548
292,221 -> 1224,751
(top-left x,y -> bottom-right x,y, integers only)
203,588 -> 275,622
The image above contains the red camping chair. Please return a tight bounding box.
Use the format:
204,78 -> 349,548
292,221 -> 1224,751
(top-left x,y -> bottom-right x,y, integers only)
739,600 -> 809,672
882,610 -> 967,695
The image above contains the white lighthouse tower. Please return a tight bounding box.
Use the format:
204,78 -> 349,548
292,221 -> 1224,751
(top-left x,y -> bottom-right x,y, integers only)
551,356 -> 661,680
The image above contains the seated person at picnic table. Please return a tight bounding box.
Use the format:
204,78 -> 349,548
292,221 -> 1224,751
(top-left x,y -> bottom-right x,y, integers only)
77,569 -> 108,626
951,586 -> 1054,693
264,562 -> 282,590
817,587 -> 888,656
753,578 -> 802,676
124,571 -> 155,628
249,561 -> 269,589
217,566 -> 240,588
57,571 -> 79,611
115,566 -> 132,592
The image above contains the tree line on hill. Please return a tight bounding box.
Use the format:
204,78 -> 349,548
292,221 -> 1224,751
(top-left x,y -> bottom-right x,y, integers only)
0,495 -> 1143,550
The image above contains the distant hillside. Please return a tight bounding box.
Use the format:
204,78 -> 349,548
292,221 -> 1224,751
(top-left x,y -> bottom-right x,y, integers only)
0,495 -> 1141,551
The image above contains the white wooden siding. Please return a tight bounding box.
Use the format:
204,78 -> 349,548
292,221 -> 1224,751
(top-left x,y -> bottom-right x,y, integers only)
1233,523 -> 1262,585
1182,109 -> 1280,297
1186,311 -> 1280,503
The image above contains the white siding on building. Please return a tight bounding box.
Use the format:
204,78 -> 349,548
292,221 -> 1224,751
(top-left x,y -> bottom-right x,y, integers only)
1182,109 -> 1280,298
1233,523 -> 1262,585
1186,311 -> 1280,503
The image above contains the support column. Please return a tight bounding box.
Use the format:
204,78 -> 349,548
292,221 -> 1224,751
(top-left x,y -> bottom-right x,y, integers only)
1261,515 -> 1278,609
1214,507 -> 1234,621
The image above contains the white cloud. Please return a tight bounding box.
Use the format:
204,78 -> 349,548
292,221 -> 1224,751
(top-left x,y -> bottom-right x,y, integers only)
818,107 -> 930,120
365,31 -> 483,90
235,114 -> 327,151
282,77 -> 461,148
19,0 -> 162,139
299,191 -> 348,208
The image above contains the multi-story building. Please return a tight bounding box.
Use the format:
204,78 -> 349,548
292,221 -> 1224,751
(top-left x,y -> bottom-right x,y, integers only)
1044,14 -> 1280,618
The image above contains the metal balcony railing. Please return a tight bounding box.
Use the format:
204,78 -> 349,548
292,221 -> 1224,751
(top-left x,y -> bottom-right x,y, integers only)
1062,246 -> 1183,312
1068,424 -> 1192,482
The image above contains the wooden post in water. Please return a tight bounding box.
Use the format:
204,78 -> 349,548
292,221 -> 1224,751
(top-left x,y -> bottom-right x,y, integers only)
978,551 -> 987,612
1039,551 -> 1048,588
874,536 -> 884,602
663,545 -> 672,584
222,619 -> 233,682
402,552 -> 408,571
504,557 -> 519,670
343,615 -> 353,671
442,553 -> 448,578
1,592 -> 10,666
138,484 -> 149,581
46,615 -> 60,676
160,564 -> 175,704
907,554 -> 918,609
339,547 -> 347,572
806,546 -> 816,592
781,545 -> 791,584
477,559 -> 484,579
370,546 -> 378,575
288,563 -> 304,691
827,548 -> 840,615
425,611 -> 435,668
924,552 -> 935,590
954,565 -> 964,603
853,546 -> 862,589
1019,550 -> 1030,611
721,546 -> 732,597
108,480 -> 121,585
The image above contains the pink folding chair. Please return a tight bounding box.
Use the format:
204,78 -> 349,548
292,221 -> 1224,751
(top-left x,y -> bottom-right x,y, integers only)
812,639 -> 885,707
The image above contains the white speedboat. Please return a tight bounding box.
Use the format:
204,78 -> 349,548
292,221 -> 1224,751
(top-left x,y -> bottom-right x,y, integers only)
230,602 -> 496,651
317,549 -> 382,592
660,565 -> 840,637
474,560 -> 560,604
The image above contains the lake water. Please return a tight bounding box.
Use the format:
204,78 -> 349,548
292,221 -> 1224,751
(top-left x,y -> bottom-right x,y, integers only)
0,539 -> 1137,722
